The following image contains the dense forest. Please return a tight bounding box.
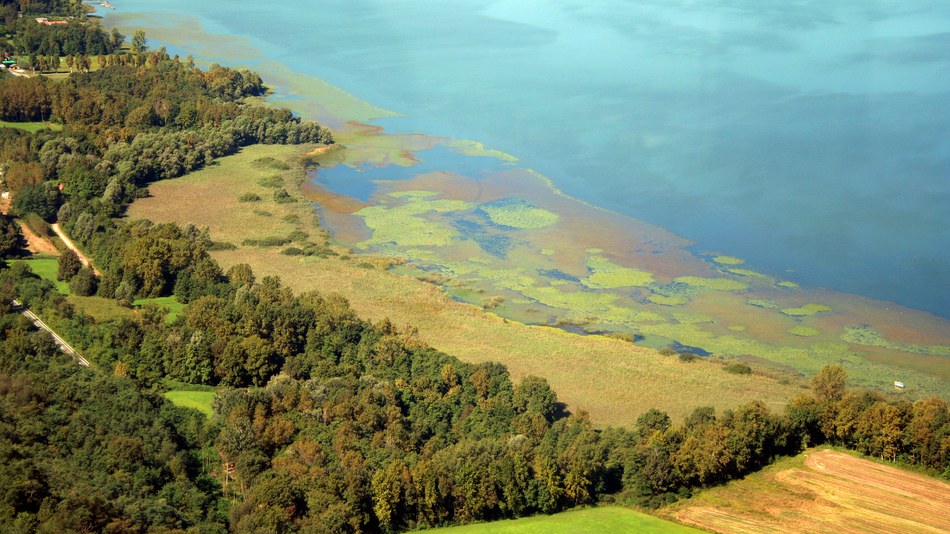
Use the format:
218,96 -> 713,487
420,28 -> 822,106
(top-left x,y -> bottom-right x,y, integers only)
1,3 -> 948,532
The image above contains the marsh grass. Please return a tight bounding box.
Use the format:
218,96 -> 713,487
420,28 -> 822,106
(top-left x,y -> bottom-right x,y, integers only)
129,145 -> 805,425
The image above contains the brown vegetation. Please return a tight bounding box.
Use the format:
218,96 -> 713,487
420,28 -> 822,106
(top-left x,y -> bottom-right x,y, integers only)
129,144 -> 804,425
669,449 -> 950,533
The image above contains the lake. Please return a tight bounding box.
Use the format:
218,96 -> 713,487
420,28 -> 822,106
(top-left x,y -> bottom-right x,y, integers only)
106,0 -> 950,318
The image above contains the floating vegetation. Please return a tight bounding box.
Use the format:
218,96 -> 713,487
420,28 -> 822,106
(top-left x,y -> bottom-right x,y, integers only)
357,192 -> 473,248
777,281 -> 800,288
447,139 -> 519,163
842,325 -> 950,357
582,255 -> 654,289
671,311 -> 714,324
747,299 -> 777,309
390,190 -> 440,199
675,276 -> 749,291
539,248 -> 555,255
713,255 -> 745,265
788,326 -> 821,337
727,268 -> 770,279
728,325 -> 746,331
780,304 -> 832,317
480,198 -> 559,229
648,294 -> 689,306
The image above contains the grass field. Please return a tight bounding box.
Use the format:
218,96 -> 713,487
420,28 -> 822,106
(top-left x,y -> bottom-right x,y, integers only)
164,389 -> 216,418
10,257 -> 70,294
129,144 -> 805,426
664,448 -> 950,533
424,507 -> 703,533
0,120 -> 63,133
133,295 -> 185,323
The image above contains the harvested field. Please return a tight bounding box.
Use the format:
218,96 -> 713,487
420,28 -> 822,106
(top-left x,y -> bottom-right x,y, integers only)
668,449 -> 950,534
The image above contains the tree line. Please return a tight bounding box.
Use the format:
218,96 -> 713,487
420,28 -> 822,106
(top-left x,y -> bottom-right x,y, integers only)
3,254 -> 948,532
0,7 -> 947,533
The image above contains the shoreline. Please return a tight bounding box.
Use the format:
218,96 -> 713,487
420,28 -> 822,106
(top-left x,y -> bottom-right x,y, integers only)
105,9 -> 950,399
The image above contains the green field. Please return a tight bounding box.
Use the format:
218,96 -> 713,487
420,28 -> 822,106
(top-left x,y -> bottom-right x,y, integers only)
133,295 -> 185,323
10,257 -> 70,294
424,507 -> 703,533
0,120 -> 63,133
164,390 -> 216,418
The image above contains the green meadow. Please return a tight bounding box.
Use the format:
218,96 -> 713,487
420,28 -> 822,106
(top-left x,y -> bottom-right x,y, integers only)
163,389 -> 216,418
0,120 -> 63,133
423,506 -> 703,534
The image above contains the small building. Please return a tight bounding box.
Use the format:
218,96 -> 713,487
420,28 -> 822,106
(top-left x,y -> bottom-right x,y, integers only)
894,381 -> 905,389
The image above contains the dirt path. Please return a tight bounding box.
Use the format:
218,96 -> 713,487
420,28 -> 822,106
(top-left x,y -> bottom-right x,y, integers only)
17,221 -> 60,255
51,222 -> 99,275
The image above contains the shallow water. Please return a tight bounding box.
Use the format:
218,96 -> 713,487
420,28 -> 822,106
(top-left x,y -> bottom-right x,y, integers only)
108,0 -> 950,317
103,1 -> 950,395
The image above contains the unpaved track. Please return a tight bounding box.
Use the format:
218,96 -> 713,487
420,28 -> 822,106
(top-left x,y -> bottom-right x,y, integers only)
51,222 -> 98,275
674,449 -> 950,534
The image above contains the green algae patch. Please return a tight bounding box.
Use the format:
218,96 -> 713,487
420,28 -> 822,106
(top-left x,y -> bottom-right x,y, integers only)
539,248 -> 555,256
675,276 -> 749,291
480,199 -> 559,229
780,304 -> 832,317
672,311 -> 714,324
842,326 -> 950,357
582,255 -> 654,289
357,194 -> 474,248
728,325 -> 747,332
390,190 -> 440,199
788,326 -> 821,337
728,268 -> 770,279
777,281 -> 800,288
649,294 -> 689,306
747,299 -> 777,309
713,255 -> 745,265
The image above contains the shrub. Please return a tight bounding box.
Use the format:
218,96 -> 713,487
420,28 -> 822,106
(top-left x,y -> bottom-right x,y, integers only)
287,230 -> 308,242
723,363 -> 752,375
659,348 -> 678,357
678,353 -> 699,363
273,189 -> 293,204
252,157 -> 290,171
69,267 -> 97,296
57,250 -> 82,281
239,192 -> 261,202
259,175 -> 284,188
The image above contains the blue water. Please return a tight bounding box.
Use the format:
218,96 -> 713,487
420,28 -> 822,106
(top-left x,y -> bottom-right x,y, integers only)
311,145 -> 506,201
110,0 -> 950,318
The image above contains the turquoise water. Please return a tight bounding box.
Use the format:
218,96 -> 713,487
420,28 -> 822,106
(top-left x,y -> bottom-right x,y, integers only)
109,0 -> 950,318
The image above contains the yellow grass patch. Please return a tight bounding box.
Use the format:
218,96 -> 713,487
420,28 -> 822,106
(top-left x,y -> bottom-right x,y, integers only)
130,145 -> 805,425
